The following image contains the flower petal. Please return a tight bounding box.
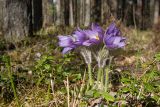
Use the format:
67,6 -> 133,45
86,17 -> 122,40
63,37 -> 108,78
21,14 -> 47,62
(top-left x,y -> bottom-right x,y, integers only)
106,23 -> 116,34
73,29 -> 86,42
105,23 -> 120,36
117,42 -> 125,48
82,40 -> 92,46
91,23 -> 103,34
104,23 -> 126,49
62,47 -> 73,54
58,35 -> 73,47
113,37 -> 121,45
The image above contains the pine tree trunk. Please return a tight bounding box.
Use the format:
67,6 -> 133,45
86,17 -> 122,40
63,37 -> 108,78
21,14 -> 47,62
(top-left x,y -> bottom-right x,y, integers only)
84,0 -> 90,26
101,0 -> 109,23
42,0 -> 53,28
154,0 -> 159,25
69,0 -> 74,26
56,0 -> 61,25
64,0 -> 69,26
136,0 -> 143,28
77,0 -> 80,26
3,0 -> 32,43
108,0 -> 117,18
32,0 -> 42,31
0,0 -> 5,32
141,0 -> 151,29
61,0 -> 65,25
125,0 -> 134,26
101,0 -> 104,23
79,0 -> 84,25
74,0 -> 78,26
91,0 -> 101,22
117,0 -> 124,20
150,0 -> 155,26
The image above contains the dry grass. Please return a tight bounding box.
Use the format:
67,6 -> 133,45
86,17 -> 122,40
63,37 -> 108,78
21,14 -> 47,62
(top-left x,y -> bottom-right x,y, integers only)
1,85 -> 67,107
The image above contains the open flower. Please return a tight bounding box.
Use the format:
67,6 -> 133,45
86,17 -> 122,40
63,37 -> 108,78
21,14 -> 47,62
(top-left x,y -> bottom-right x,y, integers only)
73,23 -> 104,47
83,29 -> 101,46
104,23 -> 126,49
91,23 -> 104,39
58,35 -> 76,54
73,28 -> 87,46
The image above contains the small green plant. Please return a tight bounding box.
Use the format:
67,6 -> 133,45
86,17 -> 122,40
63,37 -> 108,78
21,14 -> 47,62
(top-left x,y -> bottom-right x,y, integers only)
118,55 -> 160,106
34,55 -> 54,86
155,52 -> 160,61
0,55 -> 20,106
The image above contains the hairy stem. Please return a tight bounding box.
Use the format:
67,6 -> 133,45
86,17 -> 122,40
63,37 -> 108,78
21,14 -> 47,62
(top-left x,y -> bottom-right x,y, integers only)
88,63 -> 93,85
101,68 -> 104,87
105,56 -> 112,92
105,68 -> 109,92
97,67 -> 103,82
67,76 -> 70,107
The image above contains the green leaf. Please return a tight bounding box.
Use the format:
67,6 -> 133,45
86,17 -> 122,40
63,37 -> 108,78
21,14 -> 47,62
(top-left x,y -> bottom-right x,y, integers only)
121,87 -> 130,93
121,78 -> 131,84
44,64 -> 51,70
102,92 -> 115,102
144,83 -> 154,92
71,74 -> 81,82
155,53 -> 160,61
93,91 -> 101,98
85,90 -> 94,98
47,56 -> 54,60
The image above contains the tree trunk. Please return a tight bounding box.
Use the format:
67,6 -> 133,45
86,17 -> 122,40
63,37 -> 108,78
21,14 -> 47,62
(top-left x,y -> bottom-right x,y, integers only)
76,0 -> 80,26
69,0 -> 74,26
84,0 -> 90,26
101,0 -> 109,23
42,0 -> 53,28
56,0 -> 61,25
136,0 -> 143,28
0,0 -> 5,32
108,0 -> 118,18
91,0 -> 101,23
125,0 -> 134,26
117,0 -> 125,20
150,0 -> 155,26
61,0 -> 65,25
141,0 -> 151,29
3,0 -> 32,43
73,0 -> 78,26
154,0 -> 159,25
101,0 -> 104,23
32,0 -> 42,31
79,0 -> 84,25
64,0 -> 69,26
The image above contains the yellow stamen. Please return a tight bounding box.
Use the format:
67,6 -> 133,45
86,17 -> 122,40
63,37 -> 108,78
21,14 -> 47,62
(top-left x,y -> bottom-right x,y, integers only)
95,35 -> 99,40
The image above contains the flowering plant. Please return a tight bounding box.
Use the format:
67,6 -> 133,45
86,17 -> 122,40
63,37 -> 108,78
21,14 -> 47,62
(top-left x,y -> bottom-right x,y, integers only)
58,22 -> 126,90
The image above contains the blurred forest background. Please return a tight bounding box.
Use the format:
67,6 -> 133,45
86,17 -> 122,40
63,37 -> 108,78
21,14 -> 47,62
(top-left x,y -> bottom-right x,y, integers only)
0,0 -> 159,42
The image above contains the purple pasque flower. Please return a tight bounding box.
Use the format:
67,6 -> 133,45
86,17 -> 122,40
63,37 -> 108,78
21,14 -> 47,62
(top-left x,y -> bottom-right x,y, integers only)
83,29 -> 101,46
91,23 -> 104,41
72,28 -> 87,46
73,23 -> 104,46
104,23 -> 126,49
91,23 -> 104,36
58,35 -> 76,54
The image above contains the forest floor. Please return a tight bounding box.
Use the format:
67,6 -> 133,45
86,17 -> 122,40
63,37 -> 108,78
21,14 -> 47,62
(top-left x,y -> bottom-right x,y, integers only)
0,26 -> 160,107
